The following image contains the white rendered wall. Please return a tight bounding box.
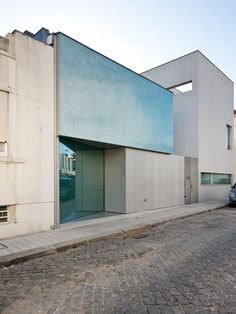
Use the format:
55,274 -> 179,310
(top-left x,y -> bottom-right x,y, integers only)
197,53 -> 234,201
0,32 -> 54,239
125,148 -> 184,213
142,51 -> 234,202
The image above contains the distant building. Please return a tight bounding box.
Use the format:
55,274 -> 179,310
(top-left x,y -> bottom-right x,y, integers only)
0,28 -> 234,238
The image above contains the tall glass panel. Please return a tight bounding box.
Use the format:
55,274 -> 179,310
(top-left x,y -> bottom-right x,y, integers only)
59,137 -> 104,223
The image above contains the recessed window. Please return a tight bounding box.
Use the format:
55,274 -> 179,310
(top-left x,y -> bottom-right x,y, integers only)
0,206 -> 8,223
168,81 -> 192,95
0,141 -> 7,156
201,172 -> 231,185
0,141 -> 5,153
226,124 -> 232,150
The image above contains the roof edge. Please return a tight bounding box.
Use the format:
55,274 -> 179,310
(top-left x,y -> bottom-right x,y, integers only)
55,31 -> 173,95
141,50 -> 234,84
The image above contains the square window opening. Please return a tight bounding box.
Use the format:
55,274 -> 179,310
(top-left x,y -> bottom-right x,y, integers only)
168,81 -> 192,95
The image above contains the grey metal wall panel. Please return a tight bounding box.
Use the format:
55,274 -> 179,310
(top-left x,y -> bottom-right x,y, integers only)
125,148 -> 185,213
105,149 -> 125,213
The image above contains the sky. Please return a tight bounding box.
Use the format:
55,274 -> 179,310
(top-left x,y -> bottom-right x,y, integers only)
1,0 -> 236,101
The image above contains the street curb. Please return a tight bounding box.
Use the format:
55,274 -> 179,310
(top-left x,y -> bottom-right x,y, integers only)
0,205 -> 226,268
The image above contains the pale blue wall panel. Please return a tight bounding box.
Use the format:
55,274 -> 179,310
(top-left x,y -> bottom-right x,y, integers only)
57,33 -> 173,153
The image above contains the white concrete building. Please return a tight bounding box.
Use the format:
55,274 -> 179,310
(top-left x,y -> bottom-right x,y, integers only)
142,51 -> 234,203
0,30 -> 234,239
234,110 -> 236,149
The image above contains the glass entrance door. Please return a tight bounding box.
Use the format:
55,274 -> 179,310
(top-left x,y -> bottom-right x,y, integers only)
59,137 -> 104,223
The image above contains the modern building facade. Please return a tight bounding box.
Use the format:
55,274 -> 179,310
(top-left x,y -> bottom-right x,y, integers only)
0,28 -> 234,239
142,51 -> 234,203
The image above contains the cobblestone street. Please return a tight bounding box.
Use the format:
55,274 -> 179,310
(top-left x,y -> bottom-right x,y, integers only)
0,207 -> 236,314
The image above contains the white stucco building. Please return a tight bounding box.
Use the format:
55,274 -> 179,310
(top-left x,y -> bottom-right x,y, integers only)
0,31 -> 55,238
0,29 -> 234,239
142,51 -> 234,203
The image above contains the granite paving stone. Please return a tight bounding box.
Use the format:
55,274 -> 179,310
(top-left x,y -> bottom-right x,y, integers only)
0,207 -> 235,313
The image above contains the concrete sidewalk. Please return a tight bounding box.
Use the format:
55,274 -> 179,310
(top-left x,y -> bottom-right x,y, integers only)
0,200 -> 228,267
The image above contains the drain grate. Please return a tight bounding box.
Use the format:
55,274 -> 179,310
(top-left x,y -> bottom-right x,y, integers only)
0,243 -> 8,250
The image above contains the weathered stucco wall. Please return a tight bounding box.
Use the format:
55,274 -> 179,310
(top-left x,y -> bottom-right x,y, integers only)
0,32 -> 54,238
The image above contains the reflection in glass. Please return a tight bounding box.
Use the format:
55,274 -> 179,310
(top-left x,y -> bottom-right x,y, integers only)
201,172 -> 231,185
201,172 -> 211,185
59,137 -> 104,223
213,173 -> 231,185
